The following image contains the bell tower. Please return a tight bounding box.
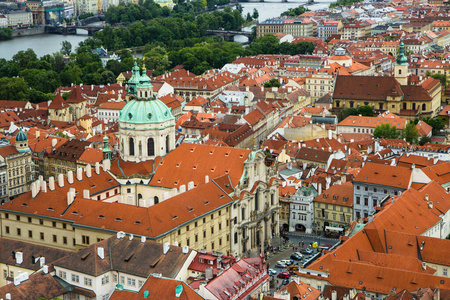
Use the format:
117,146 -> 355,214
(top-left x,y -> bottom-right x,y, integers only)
394,40 -> 409,86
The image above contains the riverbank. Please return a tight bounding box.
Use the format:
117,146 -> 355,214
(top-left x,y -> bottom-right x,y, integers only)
13,27 -> 45,37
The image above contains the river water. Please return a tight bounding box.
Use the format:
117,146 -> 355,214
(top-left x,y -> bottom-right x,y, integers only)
0,0 -> 333,60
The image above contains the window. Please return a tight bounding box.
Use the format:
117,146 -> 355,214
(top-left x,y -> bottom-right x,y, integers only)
186,238 -> 190,246
53,235 -> 57,242
28,217 -> 32,223
166,135 -> 170,154
234,232 -> 238,244
52,221 -> 56,227
17,228 -> 21,236
82,235 -> 90,245
39,219 -> 43,225
211,227 -> 214,234
102,276 -> 109,285
72,274 -> 80,283
203,231 -> 206,238
127,278 -> 136,286
4,213 -> 8,219
85,278 -> 92,286
129,138 -> 135,156
195,235 -> 198,242
40,232 -> 44,240
255,193 -> 259,210
28,230 -> 33,238
148,138 -> 155,156
3,270 -> 7,279
63,237 -> 67,244
364,198 -> 368,206
120,276 -> 125,284
63,223 -> 67,229
5,226 -> 9,234
113,274 -> 118,282
444,268 -> 448,276
139,280 -> 144,288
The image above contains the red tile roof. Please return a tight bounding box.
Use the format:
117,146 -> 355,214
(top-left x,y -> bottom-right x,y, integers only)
353,163 -> 412,189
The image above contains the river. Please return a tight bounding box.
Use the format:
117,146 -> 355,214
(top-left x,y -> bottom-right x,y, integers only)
0,0 -> 333,60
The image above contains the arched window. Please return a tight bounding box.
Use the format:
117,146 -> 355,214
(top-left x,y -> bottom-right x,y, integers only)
335,100 -> 340,108
379,103 -> 383,110
154,196 -> 159,204
398,69 -> 402,75
147,138 -> 155,156
349,101 -> 354,108
422,103 -> 426,111
166,135 -> 170,154
138,194 -> 143,200
129,138 -> 135,156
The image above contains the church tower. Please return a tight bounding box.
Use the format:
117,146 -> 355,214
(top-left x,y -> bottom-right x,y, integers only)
118,64 -> 175,163
102,133 -> 112,160
15,128 -> 30,153
394,40 -> 409,86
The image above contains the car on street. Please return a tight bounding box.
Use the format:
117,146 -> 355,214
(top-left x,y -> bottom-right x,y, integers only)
300,247 -> 314,255
277,271 -> 291,279
282,279 -> 289,285
290,252 -> 303,260
268,268 -> 277,276
275,261 -> 287,268
281,259 -> 294,266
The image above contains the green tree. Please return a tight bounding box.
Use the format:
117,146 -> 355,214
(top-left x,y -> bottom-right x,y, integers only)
335,107 -> 357,122
357,105 -> 374,117
0,28 -> 13,41
12,49 -> 38,69
419,135 -> 432,145
100,70 -> 116,84
0,77 -> 30,101
281,5 -> 310,17
402,122 -> 419,144
61,41 -> 72,56
252,8 -> 259,20
246,12 -> 252,22
264,78 -> 281,88
373,123 -> 400,139
423,117 -> 445,134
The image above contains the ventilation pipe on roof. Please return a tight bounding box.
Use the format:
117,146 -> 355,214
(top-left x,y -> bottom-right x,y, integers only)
117,231 -> 125,239
86,164 -> 92,178
83,189 -> 90,199
95,162 -> 101,175
58,174 -> 64,188
205,175 -> 209,184
49,177 -> 55,191
188,181 -> 195,191
39,257 -> 45,267
77,168 -> 83,181
182,246 -> 189,254
43,265 -> 48,274
163,243 -> 170,255
15,252 -> 23,265
328,130 -> 332,140
67,171 -> 74,184
97,247 -> 105,260
141,236 -> 146,243
424,194 -> 429,201
427,201 -> 433,209
52,138 -> 57,147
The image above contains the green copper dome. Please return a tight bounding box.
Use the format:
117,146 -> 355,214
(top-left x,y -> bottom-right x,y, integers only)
119,99 -> 174,124
16,128 -> 28,142
396,40 -> 408,65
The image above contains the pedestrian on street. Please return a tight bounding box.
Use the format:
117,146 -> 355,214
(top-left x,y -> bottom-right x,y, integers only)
301,238 -> 304,248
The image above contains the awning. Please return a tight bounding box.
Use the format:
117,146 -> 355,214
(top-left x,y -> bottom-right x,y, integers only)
325,226 -> 344,232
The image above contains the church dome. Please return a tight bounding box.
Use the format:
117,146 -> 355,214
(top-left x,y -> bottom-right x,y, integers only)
16,128 -> 28,142
119,98 -> 174,124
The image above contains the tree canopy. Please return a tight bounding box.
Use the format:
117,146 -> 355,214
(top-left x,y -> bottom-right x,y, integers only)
373,123 -> 400,139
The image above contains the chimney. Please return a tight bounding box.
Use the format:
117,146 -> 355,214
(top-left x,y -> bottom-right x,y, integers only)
67,171 -> 74,184
328,130 -> 332,140
95,162 -> 100,175
31,182 -> 38,198
43,265 -> 48,274
129,233 -> 133,241
141,236 -> 146,243
39,257 -> 45,267
48,177 -> 55,191
188,181 -> 194,191
67,191 -> 74,206
102,159 -> 111,171
83,189 -> 90,199
97,247 -> 105,259
40,180 -> 47,193
332,291 -> 337,300
76,168 -> 82,181
205,175 -> 209,184
163,243 -> 170,255
15,252 -> 23,264
86,164 -> 92,178
179,185 -> 186,193
422,262 -> 427,271
428,201 -> 433,209
318,182 -> 322,195
58,174 -> 64,188
52,138 -> 57,147
424,194 -> 429,201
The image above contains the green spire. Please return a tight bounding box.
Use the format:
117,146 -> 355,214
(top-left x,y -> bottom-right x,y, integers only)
396,40 -> 408,66
102,133 -> 111,160
127,60 -> 141,95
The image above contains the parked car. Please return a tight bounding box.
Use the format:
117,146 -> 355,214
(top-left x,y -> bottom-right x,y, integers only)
290,252 -> 303,260
268,268 -> 277,276
275,261 -> 287,268
281,259 -> 294,266
319,244 -> 332,249
282,279 -> 289,285
300,247 -> 314,255
277,271 -> 291,279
